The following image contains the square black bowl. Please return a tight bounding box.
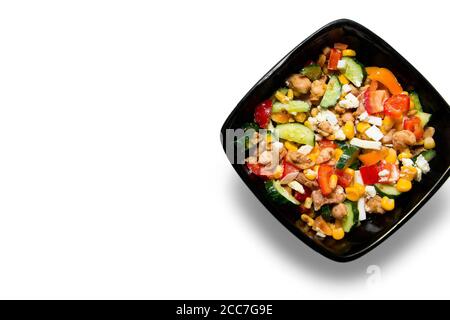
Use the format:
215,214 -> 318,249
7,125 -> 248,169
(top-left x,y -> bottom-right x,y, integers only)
220,18 -> 450,262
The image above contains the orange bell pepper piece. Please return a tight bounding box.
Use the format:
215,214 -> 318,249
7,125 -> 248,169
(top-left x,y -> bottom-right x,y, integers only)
365,67 -> 403,95
358,149 -> 388,166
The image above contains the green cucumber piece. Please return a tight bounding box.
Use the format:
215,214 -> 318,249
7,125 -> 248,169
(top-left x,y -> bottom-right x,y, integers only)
375,184 -> 401,198
341,57 -> 365,87
301,64 -> 322,81
275,123 -> 315,146
412,149 -> 436,162
236,122 -> 259,150
320,75 -> 341,108
416,111 -> 431,127
342,201 -> 358,232
320,205 -> 333,222
409,92 -> 423,111
272,100 -> 311,113
336,145 -> 360,169
265,180 -> 300,205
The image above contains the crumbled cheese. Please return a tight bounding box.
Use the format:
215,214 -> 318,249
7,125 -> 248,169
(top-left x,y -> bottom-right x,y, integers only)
354,170 -> 364,185
401,158 -> 414,167
367,116 -> 382,127
288,181 -> 305,194
317,110 -> 338,125
350,138 -> 382,150
358,197 -> 366,221
272,141 -> 284,152
315,133 -> 323,141
358,111 -> 369,121
298,144 -> 313,155
365,185 -> 376,198
334,129 -> 346,141
308,116 -> 318,127
338,93 -> 359,109
378,169 -> 390,177
258,151 -> 272,165
365,125 -> 384,142
337,59 -> 347,70
316,231 -> 326,238
415,167 -> 422,182
415,154 -> 430,174
342,83 -> 352,94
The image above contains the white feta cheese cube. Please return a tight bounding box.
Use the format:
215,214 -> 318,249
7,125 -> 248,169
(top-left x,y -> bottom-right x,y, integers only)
358,111 -> 369,121
342,83 -> 352,94
367,116 -> 382,127
415,167 -> 422,182
338,93 -> 359,109
358,197 -> 366,221
350,138 -> 382,150
415,154 -> 430,174
298,144 -> 313,155
365,185 -> 376,198
334,129 -> 346,141
337,59 -> 347,70
288,180 -> 305,194
365,125 -> 384,142
401,158 -> 414,167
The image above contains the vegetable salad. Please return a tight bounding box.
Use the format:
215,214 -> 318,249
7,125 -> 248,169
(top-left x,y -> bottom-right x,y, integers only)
243,43 -> 436,240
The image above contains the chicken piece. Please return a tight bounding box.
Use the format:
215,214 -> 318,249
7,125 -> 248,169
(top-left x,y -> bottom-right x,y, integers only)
317,121 -> 334,137
316,147 -> 334,164
341,112 -> 354,123
311,186 -> 346,211
286,151 -> 315,170
332,203 -> 348,220
295,172 -> 319,189
392,130 -> 416,150
381,129 -> 396,144
310,78 -> 327,102
365,195 -> 385,214
288,74 -> 311,96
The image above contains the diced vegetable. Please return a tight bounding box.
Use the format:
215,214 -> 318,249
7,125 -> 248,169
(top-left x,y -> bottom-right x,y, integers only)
375,183 -> 401,198
416,111 -> 431,127
320,205 -> 333,222
360,164 -> 380,185
342,201 -> 358,232
412,149 -> 436,162
272,100 -> 311,113
383,94 -> 410,118
340,57 -> 365,87
320,75 -> 342,108
275,123 -> 315,146
236,122 -> 259,150
318,165 -> 334,196
254,99 -> 272,128
363,89 -> 386,114
404,116 -> 424,139
336,145 -> 359,169
265,180 -> 300,205
328,48 -> 342,71
366,67 -> 403,95
301,64 -> 322,81
358,150 -> 385,166
335,169 -> 353,188
409,91 -> 423,111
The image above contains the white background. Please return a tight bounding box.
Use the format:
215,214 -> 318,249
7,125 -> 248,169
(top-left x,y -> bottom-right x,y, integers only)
0,0 -> 449,299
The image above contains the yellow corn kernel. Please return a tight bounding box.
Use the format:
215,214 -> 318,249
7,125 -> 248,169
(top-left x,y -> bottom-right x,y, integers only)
272,165 -> 284,179
398,149 -> 412,160
313,164 -> 320,172
338,74 -> 349,85
424,137 -> 435,149
381,196 -> 395,211
275,90 -> 289,103
328,134 -> 336,141
382,116 -> 395,132
310,108 -> 319,117
396,178 -> 412,192
334,148 -> 344,161
332,227 -> 345,240
329,174 -> 338,190
294,112 -> 307,123
356,122 -> 371,133
301,214 -> 315,227
400,166 -> 417,181
304,197 -> 313,209
266,134 -> 272,144
304,169 -> 317,181
308,149 -> 320,162
287,88 -> 294,100
385,148 -> 397,164
354,183 -> 365,195
344,167 -> 355,177
284,141 -> 298,152
343,121 -> 355,140
304,120 -> 313,130
342,49 -> 356,57
345,187 -> 359,201
271,112 -> 290,123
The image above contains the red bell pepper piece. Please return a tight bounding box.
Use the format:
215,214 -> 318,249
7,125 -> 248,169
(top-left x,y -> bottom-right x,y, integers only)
294,186 -> 312,202
384,94 -> 410,118
359,164 -> 380,185
404,116 -> 424,140
318,165 -> 334,196
254,99 -> 272,128
318,140 -> 337,149
327,48 -> 342,71
335,169 -> 353,188
280,160 -> 298,180
364,89 -> 386,114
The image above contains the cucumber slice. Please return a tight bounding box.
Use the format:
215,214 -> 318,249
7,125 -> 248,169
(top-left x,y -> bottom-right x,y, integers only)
342,201 -> 358,232
236,122 -> 259,150
275,123 -> 315,146
265,180 -> 300,205
301,64 -> 322,81
320,75 -> 341,108
412,149 -> 436,162
336,145 -> 360,169
320,205 -> 333,222
272,100 -> 311,113
375,184 -> 401,198
416,111 -> 431,127
341,57 -> 365,87
410,92 -> 423,111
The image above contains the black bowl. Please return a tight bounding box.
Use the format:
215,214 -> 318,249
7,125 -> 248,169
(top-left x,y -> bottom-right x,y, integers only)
220,19 -> 450,262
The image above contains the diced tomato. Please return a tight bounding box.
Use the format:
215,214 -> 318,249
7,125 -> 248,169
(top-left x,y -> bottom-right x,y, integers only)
404,116 -> 424,140
335,169 -> 353,188
246,163 -> 263,176
364,89 -> 386,114
318,140 -> 337,149
327,48 -> 342,71
384,94 -> 410,118
281,160 -> 298,180
254,99 -> 272,128
359,164 -> 380,185
318,165 -> 334,196
294,186 -> 312,202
